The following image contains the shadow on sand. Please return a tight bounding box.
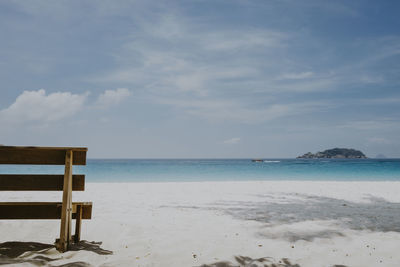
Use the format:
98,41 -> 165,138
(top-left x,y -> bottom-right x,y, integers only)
199,256 -> 348,267
0,240 -> 112,266
199,256 -> 301,267
167,194 -> 400,242
218,194 -> 400,242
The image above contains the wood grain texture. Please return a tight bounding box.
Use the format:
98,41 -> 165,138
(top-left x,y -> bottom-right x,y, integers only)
0,146 -> 87,151
0,146 -> 87,165
59,150 -> 73,251
74,205 -> 83,243
0,145 -> 92,252
0,202 -> 92,219
0,174 -> 85,191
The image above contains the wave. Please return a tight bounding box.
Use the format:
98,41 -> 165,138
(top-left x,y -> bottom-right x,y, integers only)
264,160 -> 281,163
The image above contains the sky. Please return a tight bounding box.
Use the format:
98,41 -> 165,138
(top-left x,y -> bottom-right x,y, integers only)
0,0 -> 399,158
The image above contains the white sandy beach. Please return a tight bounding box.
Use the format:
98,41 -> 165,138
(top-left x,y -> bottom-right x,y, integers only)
1,181 -> 400,267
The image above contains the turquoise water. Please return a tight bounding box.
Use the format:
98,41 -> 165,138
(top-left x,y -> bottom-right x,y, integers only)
1,159 -> 400,182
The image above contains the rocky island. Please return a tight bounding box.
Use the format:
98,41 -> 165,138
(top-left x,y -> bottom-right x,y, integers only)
297,148 -> 367,159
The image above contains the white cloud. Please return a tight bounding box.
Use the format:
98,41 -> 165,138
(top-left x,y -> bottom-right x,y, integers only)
337,119 -> 400,130
366,137 -> 392,145
88,14 -> 338,96
359,97 -> 400,105
358,74 -> 384,84
84,6 -> 400,131
173,72 -> 208,96
157,98 -> 297,124
278,72 -> 314,80
203,30 -> 287,51
0,89 -> 87,123
95,88 -> 131,108
88,14 -> 290,97
276,78 -> 335,92
223,137 -> 241,144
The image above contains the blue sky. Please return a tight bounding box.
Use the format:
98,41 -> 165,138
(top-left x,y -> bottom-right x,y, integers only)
0,0 -> 399,158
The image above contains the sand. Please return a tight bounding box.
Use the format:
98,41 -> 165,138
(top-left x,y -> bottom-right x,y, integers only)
1,181 -> 400,267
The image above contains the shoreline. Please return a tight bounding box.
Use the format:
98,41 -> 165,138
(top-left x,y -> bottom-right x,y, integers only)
86,178 -> 400,184
85,179 -> 400,183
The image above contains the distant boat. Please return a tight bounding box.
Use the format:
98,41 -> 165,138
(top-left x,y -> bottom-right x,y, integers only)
251,159 -> 263,162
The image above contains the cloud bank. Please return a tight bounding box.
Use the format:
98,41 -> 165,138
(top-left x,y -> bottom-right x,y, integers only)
223,137 -> 241,144
95,88 -> 131,108
0,89 -> 88,123
0,88 -> 132,125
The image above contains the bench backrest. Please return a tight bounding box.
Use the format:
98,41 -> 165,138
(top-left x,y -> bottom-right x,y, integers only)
0,146 -> 87,192
0,146 -> 87,165
0,146 -> 90,252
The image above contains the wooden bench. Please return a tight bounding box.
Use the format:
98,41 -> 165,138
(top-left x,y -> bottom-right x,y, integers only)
0,146 -> 92,252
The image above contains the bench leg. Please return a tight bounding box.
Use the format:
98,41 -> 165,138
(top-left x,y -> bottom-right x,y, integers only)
74,205 -> 82,243
57,150 -> 73,252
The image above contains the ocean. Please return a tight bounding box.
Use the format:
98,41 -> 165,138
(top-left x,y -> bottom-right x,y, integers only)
1,158 -> 399,182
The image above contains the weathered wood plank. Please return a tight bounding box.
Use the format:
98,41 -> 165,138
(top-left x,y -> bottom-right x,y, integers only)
0,146 -> 87,165
0,202 -> 92,219
74,205 -> 83,243
0,174 -> 85,191
0,146 -> 87,151
0,145 -> 91,252
58,150 -> 73,252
